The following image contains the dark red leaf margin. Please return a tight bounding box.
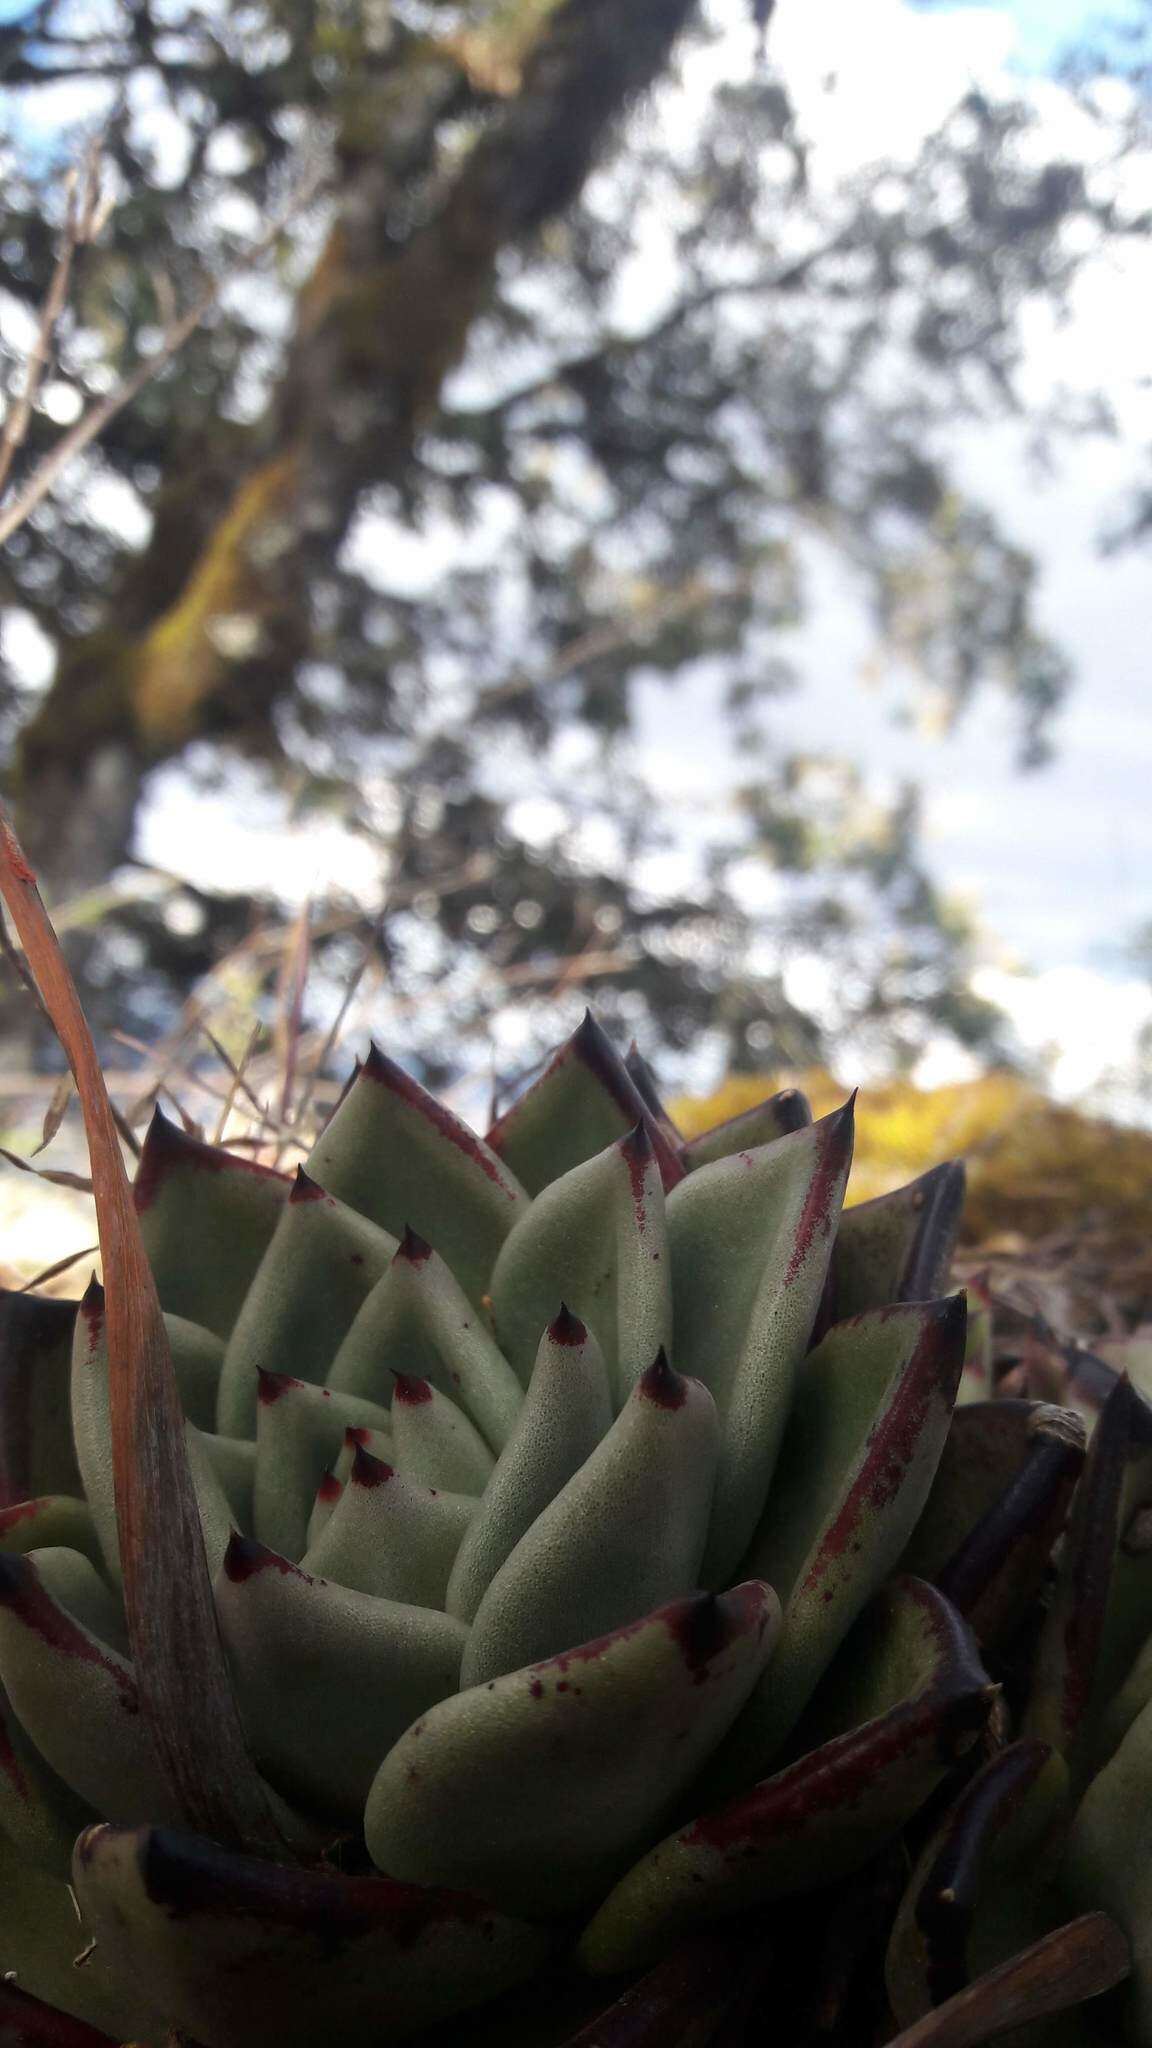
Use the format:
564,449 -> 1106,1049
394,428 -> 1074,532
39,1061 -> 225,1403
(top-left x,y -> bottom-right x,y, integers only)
0,809 -> 283,1855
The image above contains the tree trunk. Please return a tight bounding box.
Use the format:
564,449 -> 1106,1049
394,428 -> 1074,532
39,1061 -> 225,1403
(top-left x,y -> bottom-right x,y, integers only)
11,0 -> 698,907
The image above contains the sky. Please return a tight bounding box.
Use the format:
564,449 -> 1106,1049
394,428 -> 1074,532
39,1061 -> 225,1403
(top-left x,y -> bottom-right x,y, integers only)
4,0 -> 1152,1111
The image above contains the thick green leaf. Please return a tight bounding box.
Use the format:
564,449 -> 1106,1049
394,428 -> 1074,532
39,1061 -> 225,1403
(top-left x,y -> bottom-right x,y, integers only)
459,1355 -> 717,1688
666,1100 -> 855,1584
217,1168 -> 398,1437
1065,1688 -> 1152,2043
0,1495 -> 101,1570
0,1839 -> 151,2041
253,1369 -> 393,1561
724,1296 -> 966,1775
389,1374 -> 495,1493
367,1583 -> 778,1917
489,1124 -> 671,1405
446,1307 -> 613,1624
681,1087 -> 812,1170
1026,1377 -> 1152,1765
904,1400 -> 1080,1583
0,1671 -> 94,1875
927,1411 -> 1084,1653
0,1550 -> 178,1824
0,1290 -> 80,1508
71,1823 -> 553,2048
215,1533 -> 466,1820
823,1162 -> 966,1324
0,1978 -> 121,2046
883,1916 -> 1131,2048
305,1045 -> 528,1306
886,1739 -> 1062,2027
134,1107 -> 290,1340
580,1578 -> 993,1976
301,1443 -> 475,1606
327,1227 -> 524,1451
485,1012 -> 685,1195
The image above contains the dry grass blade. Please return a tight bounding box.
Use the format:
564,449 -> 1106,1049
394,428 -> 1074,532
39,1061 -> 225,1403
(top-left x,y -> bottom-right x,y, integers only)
18,1243 -> 101,1294
0,806 -> 284,1856
274,900 -> 312,1137
884,1913 -> 1130,2046
32,1071 -> 74,1156
0,1144 -> 93,1192
207,1022 -> 265,1145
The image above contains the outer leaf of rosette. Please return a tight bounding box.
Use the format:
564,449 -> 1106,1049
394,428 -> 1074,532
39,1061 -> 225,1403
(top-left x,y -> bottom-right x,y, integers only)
0,1977 -> 124,2047
253,1370 -> 394,1561
885,1737 -> 1067,2029
365,1582 -> 779,1918
1,1667 -> 95,1875
0,1288 -> 80,1506
722,1296 -> 966,1777
488,1124 -> 671,1404
681,1087 -> 812,1171
71,1823 -> 554,2048
304,1046 -> 528,1308
485,1012 -> 685,1196
327,1228 -> 523,1452
214,1534 -> 466,1821
71,1283 -> 241,1581
389,1375 -> 495,1493
0,1494 -> 102,1571
579,1576 -> 994,1977
459,1356 -> 717,1689
823,1161 -> 967,1325
0,1841 -> 154,2043
217,1170 -> 398,1439
301,1445 -> 475,1608
907,1404 -> 1084,1654
665,1101 -> 855,1587
446,1308 -> 613,1624
133,1107 -> 290,1339
1064,1687 -> 1152,2045
1026,1376 -> 1152,1768
0,1550 -> 182,1825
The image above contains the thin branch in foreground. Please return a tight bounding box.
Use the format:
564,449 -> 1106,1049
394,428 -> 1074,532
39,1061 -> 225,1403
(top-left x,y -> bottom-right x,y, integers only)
0,158 -> 325,549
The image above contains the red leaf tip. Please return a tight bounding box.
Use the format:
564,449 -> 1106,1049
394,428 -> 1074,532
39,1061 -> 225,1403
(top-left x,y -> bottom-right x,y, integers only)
391,1371 -> 434,1406
290,1166 -> 327,1205
398,1223 -> 434,1265
351,1442 -> 394,1488
548,1302 -> 588,1347
639,1348 -> 687,1409
223,1531 -> 298,1583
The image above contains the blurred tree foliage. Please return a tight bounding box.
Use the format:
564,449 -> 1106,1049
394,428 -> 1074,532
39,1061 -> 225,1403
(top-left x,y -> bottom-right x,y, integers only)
1,0 -> 1149,1078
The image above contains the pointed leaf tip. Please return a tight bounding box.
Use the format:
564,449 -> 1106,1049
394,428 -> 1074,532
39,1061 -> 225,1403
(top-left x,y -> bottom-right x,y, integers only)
549,1303 -> 588,1346
351,1443 -> 393,1488
640,1349 -> 687,1409
398,1223 -> 434,1264
256,1367 -> 292,1405
290,1166 -> 326,1204
222,1531 -> 299,1584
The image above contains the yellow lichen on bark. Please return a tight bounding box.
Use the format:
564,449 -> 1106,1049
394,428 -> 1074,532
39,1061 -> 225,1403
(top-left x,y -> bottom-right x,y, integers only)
129,453 -> 301,749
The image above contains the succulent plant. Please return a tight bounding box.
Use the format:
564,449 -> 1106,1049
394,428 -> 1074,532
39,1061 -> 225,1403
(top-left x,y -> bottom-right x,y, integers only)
0,825 -> 1142,2048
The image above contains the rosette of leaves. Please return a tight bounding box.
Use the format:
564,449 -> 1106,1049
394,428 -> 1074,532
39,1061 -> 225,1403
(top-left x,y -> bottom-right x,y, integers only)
0,830 -> 1129,2048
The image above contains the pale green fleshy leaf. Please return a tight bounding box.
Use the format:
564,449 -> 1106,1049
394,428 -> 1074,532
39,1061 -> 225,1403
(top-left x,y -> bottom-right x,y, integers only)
390,1376 -> 495,1495
327,1228 -> 523,1451
71,1822 -> 553,2048
0,1288 -> 81,1504
304,1046 -> 528,1308
195,1430 -> 256,1528
162,1314 -> 226,1433
333,1424 -> 392,1484
824,1162 -> 966,1322
0,1672 -> 95,1875
666,1101 -> 855,1585
252,1371 -> 394,1562
446,1306 -> 613,1624
301,1444 -> 475,1607
718,1296 -> 966,1779
0,1549 -> 179,1824
460,1355 -> 717,1689
214,1535 -> 466,1821
0,1835 -> 153,2039
488,1124 -> 671,1406
304,1470 -> 342,1550
217,1170 -> 398,1438
1065,1685 -> 1152,2044
133,1107 -> 289,1339
681,1087 -> 812,1170
0,1494 -> 102,1571
367,1581 -> 779,1917
28,1547 -> 127,1653
484,1012 -> 684,1196
580,1578 -> 993,1977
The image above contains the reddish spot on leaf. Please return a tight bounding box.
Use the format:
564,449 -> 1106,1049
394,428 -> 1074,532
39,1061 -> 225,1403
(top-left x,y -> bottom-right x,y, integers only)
392,1373 -> 433,1406
316,1471 -> 343,1505
222,1533 -> 305,1585
785,1098 -> 855,1285
398,1224 -> 434,1265
351,1444 -> 394,1489
0,1498 -> 41,1532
